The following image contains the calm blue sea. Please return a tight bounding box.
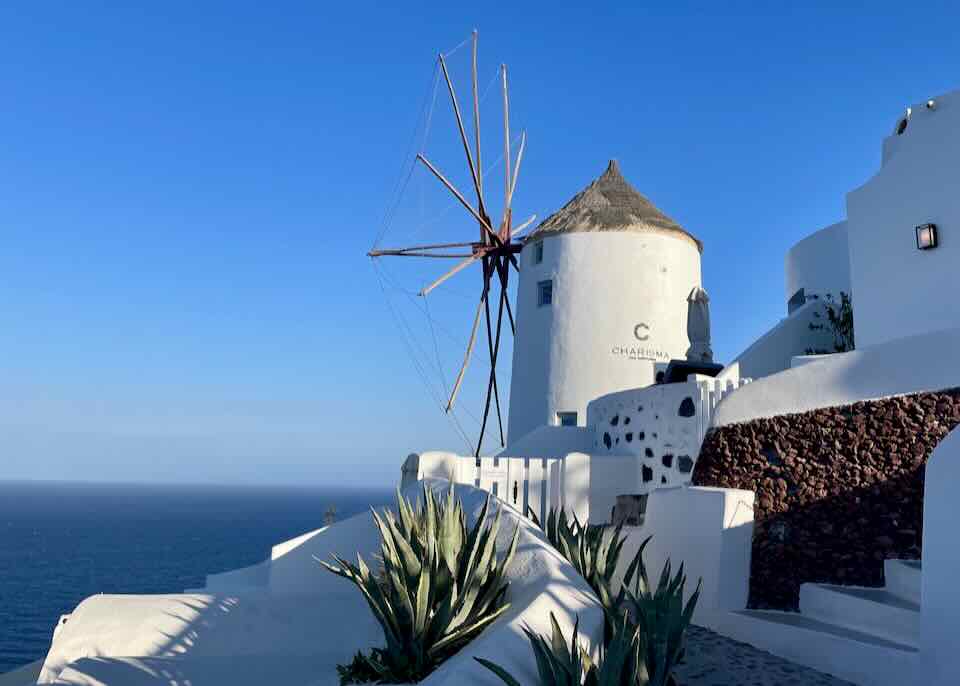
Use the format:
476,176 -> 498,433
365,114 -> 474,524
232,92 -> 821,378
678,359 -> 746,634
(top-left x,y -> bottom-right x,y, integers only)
0,480 -> 393,673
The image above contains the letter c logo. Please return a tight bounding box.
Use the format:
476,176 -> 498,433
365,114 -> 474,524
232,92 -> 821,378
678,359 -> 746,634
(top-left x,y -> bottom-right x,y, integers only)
634,323 -> 650,341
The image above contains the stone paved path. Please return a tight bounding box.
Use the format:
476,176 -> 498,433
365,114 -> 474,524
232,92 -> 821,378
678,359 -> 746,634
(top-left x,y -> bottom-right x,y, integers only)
675,626 -> 857,686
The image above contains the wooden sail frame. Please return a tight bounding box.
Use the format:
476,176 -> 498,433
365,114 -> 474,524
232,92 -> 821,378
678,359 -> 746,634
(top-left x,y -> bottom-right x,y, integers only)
367,30 -> 528,457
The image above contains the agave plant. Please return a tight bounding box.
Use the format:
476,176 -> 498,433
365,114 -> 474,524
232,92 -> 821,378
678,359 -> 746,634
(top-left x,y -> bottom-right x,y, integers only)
529,507 -> 649,613
322,484 -> 520,684
617,552 -> 701,686
475,610 -> 642,686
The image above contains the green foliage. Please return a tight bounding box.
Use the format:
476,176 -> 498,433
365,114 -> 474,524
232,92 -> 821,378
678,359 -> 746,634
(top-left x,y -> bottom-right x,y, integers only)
511,509 -> 700,686
825,292 -> 855,352
322,485 -> 520,684
528,507 -> 637,611
617,553 -> 701,686
475,611 -> 642,686
336,650 -> 389,684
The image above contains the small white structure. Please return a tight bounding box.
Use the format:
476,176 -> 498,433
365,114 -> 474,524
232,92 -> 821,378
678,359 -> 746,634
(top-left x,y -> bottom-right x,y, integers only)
507,161 -> 703,442
784,220 -> 851,313
847,90 -> 960,348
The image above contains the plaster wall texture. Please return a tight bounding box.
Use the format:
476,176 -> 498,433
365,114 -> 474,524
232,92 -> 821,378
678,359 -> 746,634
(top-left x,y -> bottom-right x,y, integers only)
730,299 -> 835,380
847,89 -> 960,348
507,230 -> 701,442
37,481 -> 603,686
784,221 -> 851,308
713,326 -> 960,427
921,426 -> 960,685
613,486 -> 755,630
587,383 -> 704,490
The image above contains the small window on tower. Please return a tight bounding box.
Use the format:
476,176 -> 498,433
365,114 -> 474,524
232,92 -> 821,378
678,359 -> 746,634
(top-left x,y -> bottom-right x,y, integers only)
557,412 -> 577,427
533,240 -> 544,264
537,280 -> 553,307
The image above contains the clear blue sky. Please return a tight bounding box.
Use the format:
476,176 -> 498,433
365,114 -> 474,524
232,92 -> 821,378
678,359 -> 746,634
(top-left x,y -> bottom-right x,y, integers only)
2,1 -> 958,486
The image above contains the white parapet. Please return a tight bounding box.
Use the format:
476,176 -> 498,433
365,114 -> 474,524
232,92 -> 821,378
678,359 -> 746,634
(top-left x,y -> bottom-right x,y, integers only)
614,485 -> 755,629
34,480 -> 603,686
921,426 -> 960,684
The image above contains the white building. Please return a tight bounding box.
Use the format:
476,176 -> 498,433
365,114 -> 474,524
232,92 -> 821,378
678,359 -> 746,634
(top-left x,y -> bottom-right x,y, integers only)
507,160 -> 703,443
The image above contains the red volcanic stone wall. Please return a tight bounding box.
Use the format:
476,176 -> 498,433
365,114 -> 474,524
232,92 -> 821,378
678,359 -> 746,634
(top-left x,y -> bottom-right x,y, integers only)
693,388 -> 960,610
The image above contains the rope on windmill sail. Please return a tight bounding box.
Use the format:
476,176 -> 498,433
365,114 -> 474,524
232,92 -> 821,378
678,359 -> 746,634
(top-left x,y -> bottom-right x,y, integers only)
372,258 -> 487,440
373,258 -> 491,433
372,61 -> 442,252
371,260 -> 474,454
374,259 -> 494,373
403,129 -> 525,243
441,34 -> 473,59
423,293 -> 450,400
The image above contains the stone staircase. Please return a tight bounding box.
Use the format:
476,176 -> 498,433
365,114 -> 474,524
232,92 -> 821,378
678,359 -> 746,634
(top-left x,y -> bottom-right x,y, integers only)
720,559 -> 922,685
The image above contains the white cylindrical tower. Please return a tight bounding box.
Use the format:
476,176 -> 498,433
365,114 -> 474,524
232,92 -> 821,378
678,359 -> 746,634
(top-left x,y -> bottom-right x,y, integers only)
507,160 -> 703,443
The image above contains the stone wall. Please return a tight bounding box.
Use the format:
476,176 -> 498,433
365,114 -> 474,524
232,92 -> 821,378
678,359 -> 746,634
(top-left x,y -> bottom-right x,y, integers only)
693,388 -> 960,610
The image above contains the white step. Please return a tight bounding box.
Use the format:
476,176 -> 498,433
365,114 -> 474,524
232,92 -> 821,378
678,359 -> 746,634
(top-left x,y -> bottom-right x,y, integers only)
800,582 -> 920,648
722,609 -> 918,686
884,559 -> 921,605
0,660 -> 42,686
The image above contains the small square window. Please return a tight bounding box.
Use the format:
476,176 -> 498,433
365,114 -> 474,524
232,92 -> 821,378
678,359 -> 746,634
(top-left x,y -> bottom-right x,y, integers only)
916,223 -> 938,250
537,280 -> 553,307
533,240 -> 544,264
557,411 -> 577,427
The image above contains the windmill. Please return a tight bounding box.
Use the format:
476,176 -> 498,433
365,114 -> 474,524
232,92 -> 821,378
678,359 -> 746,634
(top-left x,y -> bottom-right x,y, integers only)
368,31 -> 533,457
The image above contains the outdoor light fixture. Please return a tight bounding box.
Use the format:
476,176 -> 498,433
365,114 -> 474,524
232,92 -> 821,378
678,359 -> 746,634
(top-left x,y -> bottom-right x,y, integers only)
916,223 -> 939,250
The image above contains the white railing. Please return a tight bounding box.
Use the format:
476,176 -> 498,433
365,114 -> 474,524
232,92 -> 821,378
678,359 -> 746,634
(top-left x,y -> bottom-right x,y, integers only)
401,451 -> 590,524
697,376 -> 752,444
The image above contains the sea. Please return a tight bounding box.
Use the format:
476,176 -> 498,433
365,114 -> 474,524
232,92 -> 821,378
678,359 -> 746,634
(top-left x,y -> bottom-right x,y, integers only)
0,480 -> 394,673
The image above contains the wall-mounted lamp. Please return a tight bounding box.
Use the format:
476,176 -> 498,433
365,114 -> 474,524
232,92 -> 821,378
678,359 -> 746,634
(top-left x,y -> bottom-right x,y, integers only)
916,223 -> 939,250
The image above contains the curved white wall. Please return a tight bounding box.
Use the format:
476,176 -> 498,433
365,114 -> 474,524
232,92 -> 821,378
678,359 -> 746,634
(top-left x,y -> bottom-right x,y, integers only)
507,231 -> 701,442
847,89 -> 960,349
713,326 -> 960,427
784,221 -> 851,309
731,299 -> 836,380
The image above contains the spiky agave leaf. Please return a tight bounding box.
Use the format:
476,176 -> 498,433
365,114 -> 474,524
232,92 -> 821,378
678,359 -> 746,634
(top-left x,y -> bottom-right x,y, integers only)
475,611 -> 643,686
323,485 -> 519,683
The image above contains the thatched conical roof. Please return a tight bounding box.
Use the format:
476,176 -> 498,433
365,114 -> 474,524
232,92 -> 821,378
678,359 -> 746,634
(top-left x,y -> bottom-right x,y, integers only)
525,160 -> 701,252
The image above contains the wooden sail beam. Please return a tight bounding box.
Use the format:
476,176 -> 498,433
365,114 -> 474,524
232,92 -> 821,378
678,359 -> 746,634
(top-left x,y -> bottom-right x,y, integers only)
501,64 -> 511,221
446,261 -> 490,412
508,131 -> 526,210
368,240 -> 479,257
510,214 -> 537,238
477,255 -> 509,454
420,254 -> 479,296
416,154 -> 501,245
496,257 -> 516,335
438,53 -> 484,214
369,250 -> 476,258
472,30 -> 483,205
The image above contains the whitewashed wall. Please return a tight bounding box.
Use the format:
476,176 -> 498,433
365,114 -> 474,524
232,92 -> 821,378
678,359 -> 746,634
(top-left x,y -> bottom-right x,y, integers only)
784,220 -> 851,308
921,426 -> 960,684
730,299 -> 835,379
713,326 -> 960,427
507,231 -> 701,443
847,89 -> 960,348
614,486 -> 755,629
586,377 -> 748,493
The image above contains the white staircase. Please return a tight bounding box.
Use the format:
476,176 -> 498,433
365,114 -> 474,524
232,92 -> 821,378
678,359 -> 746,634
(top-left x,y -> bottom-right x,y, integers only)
718,559 -> 922,685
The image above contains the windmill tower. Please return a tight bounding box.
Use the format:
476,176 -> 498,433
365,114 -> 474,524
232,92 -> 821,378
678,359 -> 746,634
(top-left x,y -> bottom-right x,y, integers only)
506,161 -> 703,443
